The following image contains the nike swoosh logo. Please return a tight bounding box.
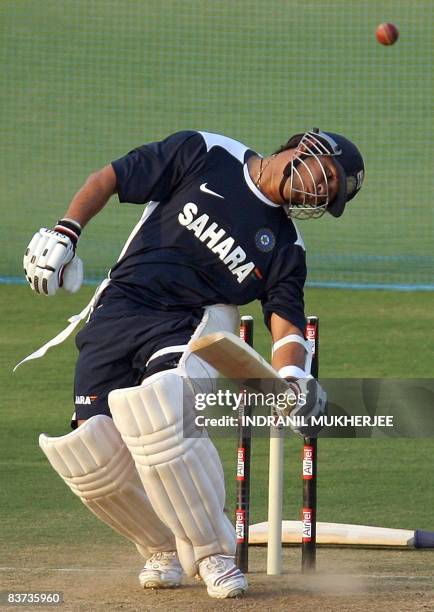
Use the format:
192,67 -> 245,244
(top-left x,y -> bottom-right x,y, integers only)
200,183 -> 224,199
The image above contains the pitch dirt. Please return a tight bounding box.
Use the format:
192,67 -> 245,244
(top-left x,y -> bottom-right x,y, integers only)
1,543 -> 433,611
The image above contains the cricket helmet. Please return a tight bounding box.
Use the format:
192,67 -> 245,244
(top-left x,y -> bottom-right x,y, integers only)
280,128 -> 365,219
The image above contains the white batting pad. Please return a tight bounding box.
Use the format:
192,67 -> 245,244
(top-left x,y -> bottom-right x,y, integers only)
109,370 -> 236,576
39,414 -> 175,558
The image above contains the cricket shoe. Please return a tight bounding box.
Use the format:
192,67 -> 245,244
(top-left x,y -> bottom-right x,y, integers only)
198,554 -> 247,599
139,551 -> 183,589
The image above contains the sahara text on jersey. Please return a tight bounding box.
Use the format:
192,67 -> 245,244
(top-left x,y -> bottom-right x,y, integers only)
178,202 -> 256,284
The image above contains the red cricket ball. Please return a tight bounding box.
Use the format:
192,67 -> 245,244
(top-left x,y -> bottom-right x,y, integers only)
376,23 -> 399,46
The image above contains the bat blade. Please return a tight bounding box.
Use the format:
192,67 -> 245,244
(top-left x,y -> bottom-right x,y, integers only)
249,521 -> 434,548
189,331 -> 280,381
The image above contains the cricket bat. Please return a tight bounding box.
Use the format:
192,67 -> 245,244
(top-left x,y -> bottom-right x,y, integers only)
249,521 -> 434,548
190,331 -> 281,383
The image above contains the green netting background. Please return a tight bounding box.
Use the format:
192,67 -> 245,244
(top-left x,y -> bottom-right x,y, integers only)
1,0 -> 433,289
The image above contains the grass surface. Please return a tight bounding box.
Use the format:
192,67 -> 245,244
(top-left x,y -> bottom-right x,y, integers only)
2,285 -> 434,550
1,0 -> 433,285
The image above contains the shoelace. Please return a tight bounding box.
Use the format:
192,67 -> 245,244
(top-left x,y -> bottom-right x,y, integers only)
201,555 -> 233,574
147,552 -> 177,568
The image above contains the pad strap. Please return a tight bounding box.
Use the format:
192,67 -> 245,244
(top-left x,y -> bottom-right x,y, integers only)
13,278 -> 110,371
146,344 -> 189,367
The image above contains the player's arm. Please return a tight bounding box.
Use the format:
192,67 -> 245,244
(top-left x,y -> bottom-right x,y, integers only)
23,165 -> 117,296
270,312 -> 306,377
270,312 -> 327,434
62,164 -> 117,227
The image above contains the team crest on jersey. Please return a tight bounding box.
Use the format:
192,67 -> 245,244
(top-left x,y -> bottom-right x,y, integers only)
255,228 -> 275,253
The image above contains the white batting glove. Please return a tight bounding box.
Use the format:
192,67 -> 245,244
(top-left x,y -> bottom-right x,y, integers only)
280,377 -> 327,436
23,219 -> 83,296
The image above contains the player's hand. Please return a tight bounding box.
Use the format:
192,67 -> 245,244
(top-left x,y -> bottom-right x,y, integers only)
280,377 -> 327,437
23,220 -> 83,296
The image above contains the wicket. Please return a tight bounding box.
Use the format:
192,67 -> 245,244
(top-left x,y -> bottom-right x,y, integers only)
235,315 -> 320,575
301,316 -> 319,573
235,315 -> 254,573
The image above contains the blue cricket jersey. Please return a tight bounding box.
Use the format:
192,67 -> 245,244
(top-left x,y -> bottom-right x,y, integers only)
109,130 -> 307,331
